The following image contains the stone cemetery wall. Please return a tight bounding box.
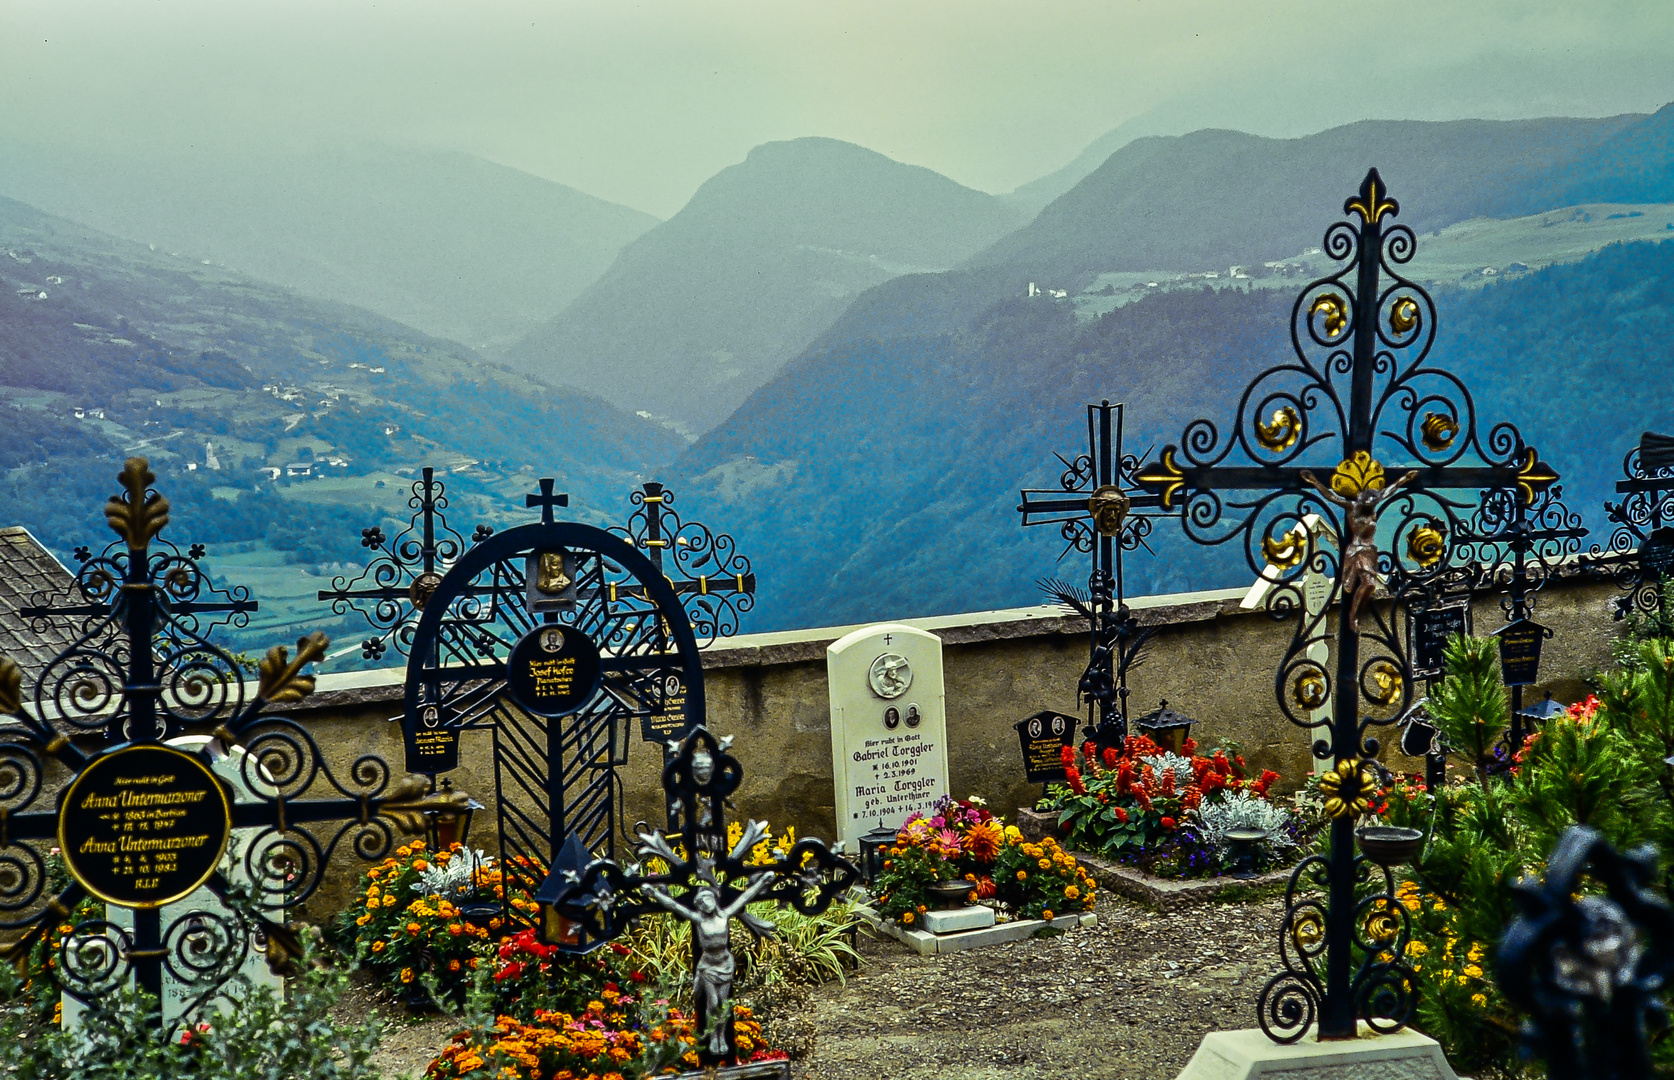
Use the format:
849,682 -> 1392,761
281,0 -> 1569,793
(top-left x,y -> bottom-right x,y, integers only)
284,571 -> 1623,920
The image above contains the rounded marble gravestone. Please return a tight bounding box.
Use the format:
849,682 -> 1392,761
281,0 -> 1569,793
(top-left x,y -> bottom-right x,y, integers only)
826,623 -> 949,853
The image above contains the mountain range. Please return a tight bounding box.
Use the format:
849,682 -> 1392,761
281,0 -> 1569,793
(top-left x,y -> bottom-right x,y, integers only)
0,142 -> 658,353
3,105 -> 1673,649
504,137 -> 1028,435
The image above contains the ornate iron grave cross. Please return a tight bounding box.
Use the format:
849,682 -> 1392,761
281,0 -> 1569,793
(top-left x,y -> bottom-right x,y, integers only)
1588,431 -> 1674,622
540,726 -> 857,1069
1019,400 -> 1167,748
317,466 -> 493,662
1134,170 -> 1558,1042
0,458 -> 451,1028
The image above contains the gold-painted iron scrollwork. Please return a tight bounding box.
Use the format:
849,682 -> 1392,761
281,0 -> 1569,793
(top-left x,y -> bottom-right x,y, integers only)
1328,451 -> 1386,498
1291,909 -> 1326,951
258,632 -> 330,704
1368,661 -> 1403,707
1256,406 -> 1302,452
1263,528 -> 1307,570
1136,448 -> 1185,510
1362,901 -> 1402,949
1406,522 -> 1446,569
1309,293 -> 1347,337
104,457 -> 171,552
1420,413 -> 1458,452
1345,170 -> 1399,225
1292,670 -> 1329,710
0,655 -> 20,715
1516,448 -> 1560,505
1388,296 -> 1419,335
1318,759 -> 1376,820
1087,484 -> 1131,538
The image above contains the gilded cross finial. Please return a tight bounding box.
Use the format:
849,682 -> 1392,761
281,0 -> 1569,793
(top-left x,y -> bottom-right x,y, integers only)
1344,168 -> 1399,225
104,457 -> 171,552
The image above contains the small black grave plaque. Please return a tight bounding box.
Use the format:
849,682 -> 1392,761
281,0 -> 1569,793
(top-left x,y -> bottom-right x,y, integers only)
640,673 -> 688,743
58,744 -> 232,909
1411,601 -> 1471,680
407,701 -> 460,772
1496,618 -> 1549,687
1014,710 -> 1078,783
507,624 -> 602,717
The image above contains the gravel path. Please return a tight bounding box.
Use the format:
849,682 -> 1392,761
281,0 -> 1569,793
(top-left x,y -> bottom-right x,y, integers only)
790,892 -> 1285,1080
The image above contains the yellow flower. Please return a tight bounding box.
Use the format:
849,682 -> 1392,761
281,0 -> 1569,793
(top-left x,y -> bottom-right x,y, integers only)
367,885 -> 380,898
1016,870 -> 1028,881
356,914 -> 370,927
1037,858 -> 1052,870
371,941 -> 386,953
1406,940 -> 1428,957
396,846 -> 412,858
383,895 -> 397,907
1003,825 -> 1022,842
399,967 -> 414,983
1471,993 -> 1488,1007
1042,909 -> 1055,921
902,911 -> 914,924
410,840 -> 425,852
412,859 -> 428,872
1064,886 -> 1080,900
1463,965 -> 1483,979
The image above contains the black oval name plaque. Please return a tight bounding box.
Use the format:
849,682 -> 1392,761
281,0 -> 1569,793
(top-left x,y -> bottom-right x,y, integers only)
58,744 -> 233,909
507,624 -> 603,717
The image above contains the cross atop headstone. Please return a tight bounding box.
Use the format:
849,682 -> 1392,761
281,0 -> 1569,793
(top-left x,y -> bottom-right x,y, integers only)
1133,169 -> 1558,1042
526,477 -> 570,525
1020,400 -> 1169,744
1589,431 -> 1674,620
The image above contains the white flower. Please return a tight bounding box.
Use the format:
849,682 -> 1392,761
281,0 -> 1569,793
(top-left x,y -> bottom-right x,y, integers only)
966,795 -> 987,806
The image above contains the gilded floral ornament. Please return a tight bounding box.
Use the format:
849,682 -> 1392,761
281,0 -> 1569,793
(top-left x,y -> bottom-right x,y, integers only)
1406,522 -> 1446,569
1344,168 -> 1399,224
1367,661 -> 1403,707
1292,669 -> 1329,710
1362,901 -> 1402,947
1291,909 -> 1326,951
1136,447 -> 1185,510
1262,528 -> 1306,570
1329,452 -> 1387,498
1516,448 -> 1559,505
0,655 -> 19,715
1255,406 -> 1301,452
104,457 -> 171,552
1388,296 -> 1419,335
1317,758 -> 1376,820
1419,412 -> 1458,452
258,632 -> 330,704
1309,293 -> 1348,338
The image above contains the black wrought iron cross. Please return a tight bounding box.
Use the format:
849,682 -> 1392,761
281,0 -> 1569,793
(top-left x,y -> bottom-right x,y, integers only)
1133,170 -> 1558,1042
1020,400 -> 1167,744
1,458 -> 462,1028
1589,431 -> 1674,621
541,726 -> 856,1067
318,466 -> 490,660
526,477 -> 570,524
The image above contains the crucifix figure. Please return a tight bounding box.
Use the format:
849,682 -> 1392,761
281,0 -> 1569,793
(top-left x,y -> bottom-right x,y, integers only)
1299,462 -> 1416,632
1020,400 -> 1166,746
540,727 -> 857,1067
1134,169 -> 1557,1043
642,862 -> 777,1057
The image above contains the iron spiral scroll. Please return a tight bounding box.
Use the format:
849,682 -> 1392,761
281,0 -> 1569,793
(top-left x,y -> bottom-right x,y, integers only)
1135,170 -> 1557,1041
1586,433 -> 1674,620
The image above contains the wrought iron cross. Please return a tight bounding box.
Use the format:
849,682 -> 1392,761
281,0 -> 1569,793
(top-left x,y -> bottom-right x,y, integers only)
1589,431 -> 1674,621
542,726 -> 857,1067
1,458 -> 461,1027
1020,400 -> 1167,744
1133,170 -> 1558,1042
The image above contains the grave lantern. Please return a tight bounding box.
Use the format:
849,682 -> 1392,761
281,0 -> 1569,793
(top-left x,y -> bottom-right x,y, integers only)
1515,692 -> 1568,730
534,834 -> 595,947
422,778 -> 482,850
858,825 -> 898,884
1134,699 -> 1194,754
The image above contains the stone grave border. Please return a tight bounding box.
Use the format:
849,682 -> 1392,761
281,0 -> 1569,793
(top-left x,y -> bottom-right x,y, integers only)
856,903 -> 1099,956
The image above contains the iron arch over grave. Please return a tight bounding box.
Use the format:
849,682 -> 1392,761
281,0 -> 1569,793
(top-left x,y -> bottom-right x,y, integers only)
401,487 -> 706,915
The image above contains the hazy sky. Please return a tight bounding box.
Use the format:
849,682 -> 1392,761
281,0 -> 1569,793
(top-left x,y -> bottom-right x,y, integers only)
4,0 -> 1673,217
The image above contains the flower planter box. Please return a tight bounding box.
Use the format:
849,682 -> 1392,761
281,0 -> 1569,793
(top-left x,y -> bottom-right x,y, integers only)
1071,849 -> 1291,912
854,902 -> 1098,955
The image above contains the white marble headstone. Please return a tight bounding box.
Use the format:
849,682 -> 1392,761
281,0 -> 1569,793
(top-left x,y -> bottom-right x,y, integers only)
64,735 -> 285,1032
827,623 -> 949,852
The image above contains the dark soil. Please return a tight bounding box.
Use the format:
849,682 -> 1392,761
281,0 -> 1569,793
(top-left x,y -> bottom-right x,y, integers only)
789,892 -> 1284,1080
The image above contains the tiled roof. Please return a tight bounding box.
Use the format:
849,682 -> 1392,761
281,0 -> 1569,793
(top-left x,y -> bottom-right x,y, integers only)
0,527 -> 79,688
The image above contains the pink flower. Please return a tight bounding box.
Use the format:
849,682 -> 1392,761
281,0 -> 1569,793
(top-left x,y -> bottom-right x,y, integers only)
936,829 -> 963,855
